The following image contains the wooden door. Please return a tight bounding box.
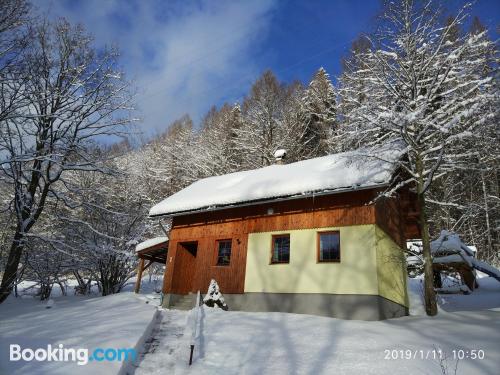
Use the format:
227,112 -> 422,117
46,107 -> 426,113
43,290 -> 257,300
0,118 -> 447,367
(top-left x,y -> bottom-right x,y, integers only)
171,241 -> 197,294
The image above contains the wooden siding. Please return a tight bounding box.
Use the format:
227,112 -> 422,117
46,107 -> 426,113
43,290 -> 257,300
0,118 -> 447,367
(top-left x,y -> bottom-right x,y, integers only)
163,189 -> 383,295
401,189 -> 421,239
172,189 -> 380,228
163,234 -> 249,294
169,242 -> 197,294
375,197 -> 405,248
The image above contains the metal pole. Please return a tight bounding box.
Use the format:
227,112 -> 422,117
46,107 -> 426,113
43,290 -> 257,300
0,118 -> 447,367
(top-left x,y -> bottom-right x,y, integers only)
189,344 -> 194,365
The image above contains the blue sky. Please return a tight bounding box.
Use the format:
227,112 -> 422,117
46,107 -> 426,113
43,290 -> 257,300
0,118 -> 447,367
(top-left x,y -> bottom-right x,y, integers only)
38,0 -> 499,137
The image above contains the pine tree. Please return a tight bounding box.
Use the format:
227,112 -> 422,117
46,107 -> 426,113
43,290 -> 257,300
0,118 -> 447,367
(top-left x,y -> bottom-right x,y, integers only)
338,35 -> 373,151
301,67 -> 337,156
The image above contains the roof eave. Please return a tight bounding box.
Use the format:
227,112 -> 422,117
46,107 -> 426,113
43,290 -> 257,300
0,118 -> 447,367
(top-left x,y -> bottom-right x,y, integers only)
148,182 -> 390,219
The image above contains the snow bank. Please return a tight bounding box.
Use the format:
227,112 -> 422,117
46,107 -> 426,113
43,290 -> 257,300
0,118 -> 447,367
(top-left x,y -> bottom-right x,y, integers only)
179,304 -> 500,375
135,236 -> 168,252
436,285 -> 471,294
0,293 -> 158,375
438,276 -> 500,312
133,277 -> 500,374
150,146 -> 402,216
407,277 -> 426,316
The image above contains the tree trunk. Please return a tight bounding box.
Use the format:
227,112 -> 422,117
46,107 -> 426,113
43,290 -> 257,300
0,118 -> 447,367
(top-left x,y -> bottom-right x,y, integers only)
39,281 -> 52,301
0,230 -> 25,303
417,189 -> 438,316
480,170 -> 493,259
415,154 -> 438,316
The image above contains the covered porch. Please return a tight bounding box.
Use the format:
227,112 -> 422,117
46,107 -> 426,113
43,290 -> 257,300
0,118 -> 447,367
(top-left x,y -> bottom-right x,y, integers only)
134,236 -> 168,293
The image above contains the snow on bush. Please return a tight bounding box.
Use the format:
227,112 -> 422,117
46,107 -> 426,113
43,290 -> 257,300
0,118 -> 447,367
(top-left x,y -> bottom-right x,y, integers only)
203,279 -> 228,310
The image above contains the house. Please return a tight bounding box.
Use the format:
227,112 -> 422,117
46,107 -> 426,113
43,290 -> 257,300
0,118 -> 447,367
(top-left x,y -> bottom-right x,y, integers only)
136,147 -> 420,320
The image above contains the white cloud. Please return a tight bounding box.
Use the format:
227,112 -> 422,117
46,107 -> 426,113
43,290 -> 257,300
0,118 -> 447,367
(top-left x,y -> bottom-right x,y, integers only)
38,0 -> 277,136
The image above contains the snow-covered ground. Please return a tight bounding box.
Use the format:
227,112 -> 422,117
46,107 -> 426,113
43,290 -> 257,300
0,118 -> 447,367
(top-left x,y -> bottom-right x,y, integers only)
438,275 -> 500,312
181,306 -> 499,375
1,276 -> 499,375
132,309 -> 190,374
408,272 -> 500,313
132,276 -> 500,375
0,292 -> 158,375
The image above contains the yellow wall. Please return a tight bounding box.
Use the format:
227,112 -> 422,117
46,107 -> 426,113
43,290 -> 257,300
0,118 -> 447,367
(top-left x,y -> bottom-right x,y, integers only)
244,225 -> 379,295
244,224 -> 409,308
375,227 -> 409,307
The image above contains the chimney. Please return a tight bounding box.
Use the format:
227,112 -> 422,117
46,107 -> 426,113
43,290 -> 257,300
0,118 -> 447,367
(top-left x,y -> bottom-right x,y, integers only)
273,149 -> 287,165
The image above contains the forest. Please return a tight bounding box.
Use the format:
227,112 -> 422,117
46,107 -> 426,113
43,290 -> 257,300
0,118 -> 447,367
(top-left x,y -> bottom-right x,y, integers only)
0,0 -> 498,306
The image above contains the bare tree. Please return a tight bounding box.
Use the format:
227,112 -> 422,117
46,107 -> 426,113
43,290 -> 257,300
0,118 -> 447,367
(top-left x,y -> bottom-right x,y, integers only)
57,160 -> 144,296
0,0 -> 29,124
0,18 -> 135,303
0,0 -> 29,56
237,71 -> 306,167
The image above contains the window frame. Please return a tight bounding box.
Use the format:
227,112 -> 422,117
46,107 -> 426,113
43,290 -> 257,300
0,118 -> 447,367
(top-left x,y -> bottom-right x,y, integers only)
270,234 -> 291,264
317,231 -> 341,263
215,239 -> 232,266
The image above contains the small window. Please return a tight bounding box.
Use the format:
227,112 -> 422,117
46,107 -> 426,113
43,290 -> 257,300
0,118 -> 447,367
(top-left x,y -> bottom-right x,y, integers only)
271,234 -> 290,264
216,240 -> 232,266
318,231 -> 340,262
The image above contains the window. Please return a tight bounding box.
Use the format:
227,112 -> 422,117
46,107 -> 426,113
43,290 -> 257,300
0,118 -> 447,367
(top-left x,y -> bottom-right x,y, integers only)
271,234 -> 290,264
216,240 -> 232,266
317,231 -> 340,262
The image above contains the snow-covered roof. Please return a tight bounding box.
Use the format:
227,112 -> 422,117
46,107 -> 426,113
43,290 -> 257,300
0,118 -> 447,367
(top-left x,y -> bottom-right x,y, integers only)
407,255 -> 423,265
135,236 -> 168,252
430,231 -> 500,281
149,146 -> 402,217
431,230 -> 475,257
433,254 -> 468,265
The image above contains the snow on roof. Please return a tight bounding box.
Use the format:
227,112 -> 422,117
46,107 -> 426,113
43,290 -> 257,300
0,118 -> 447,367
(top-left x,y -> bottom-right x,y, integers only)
407,255 -> 423,265
433,254 -> 471,266
430,231 -> 500,281
431,230 -> 475,257
135,236 -> 168,252
149,145 -> 402,217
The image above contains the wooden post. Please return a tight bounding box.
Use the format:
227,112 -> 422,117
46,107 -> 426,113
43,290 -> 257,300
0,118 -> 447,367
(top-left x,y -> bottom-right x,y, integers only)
134,258 -> 145,294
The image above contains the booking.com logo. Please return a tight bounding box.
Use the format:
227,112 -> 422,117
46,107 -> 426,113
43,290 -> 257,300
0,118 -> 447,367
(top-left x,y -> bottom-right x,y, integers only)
10,344 -> 137,366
